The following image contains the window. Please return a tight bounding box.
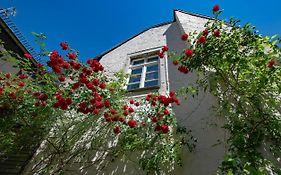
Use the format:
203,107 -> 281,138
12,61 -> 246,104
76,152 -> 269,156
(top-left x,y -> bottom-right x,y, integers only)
127,56 -> 159,91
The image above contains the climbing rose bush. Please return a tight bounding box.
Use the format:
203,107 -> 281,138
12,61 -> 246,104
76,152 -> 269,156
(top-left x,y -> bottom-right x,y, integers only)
169,5 -> 281,175
0,39 -> 194,174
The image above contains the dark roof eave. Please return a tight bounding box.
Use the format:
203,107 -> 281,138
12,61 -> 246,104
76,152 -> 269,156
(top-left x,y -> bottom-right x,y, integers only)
0,16 -> 38,65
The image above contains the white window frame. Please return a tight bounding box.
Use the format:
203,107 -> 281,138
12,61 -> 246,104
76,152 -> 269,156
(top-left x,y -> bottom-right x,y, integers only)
127,55 -> 160,91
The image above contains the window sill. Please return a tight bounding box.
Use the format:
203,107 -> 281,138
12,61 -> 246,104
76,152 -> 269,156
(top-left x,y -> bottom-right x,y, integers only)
127,85 -> 160,93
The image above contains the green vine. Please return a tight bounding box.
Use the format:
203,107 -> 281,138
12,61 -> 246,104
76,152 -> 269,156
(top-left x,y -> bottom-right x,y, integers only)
170,7 -> 281,174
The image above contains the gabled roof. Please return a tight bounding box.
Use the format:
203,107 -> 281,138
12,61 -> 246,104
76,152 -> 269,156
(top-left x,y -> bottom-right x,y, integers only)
95,9 -> 213,61
0,11 -> 38,65
173,9 -> 213,21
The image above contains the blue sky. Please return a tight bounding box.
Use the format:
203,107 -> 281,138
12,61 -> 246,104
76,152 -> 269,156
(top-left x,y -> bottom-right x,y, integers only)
1,0 -> 281,63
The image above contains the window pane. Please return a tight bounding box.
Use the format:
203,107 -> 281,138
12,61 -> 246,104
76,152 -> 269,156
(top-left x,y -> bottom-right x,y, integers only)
147,57 -> 158,62
132,59 -> 144,65
131,68 -> 142,75
146,72 -> 158,80
127,83 -> 140,90
129,75 -> 141,83
146,64 -> 158,72
144,80 -> 158,87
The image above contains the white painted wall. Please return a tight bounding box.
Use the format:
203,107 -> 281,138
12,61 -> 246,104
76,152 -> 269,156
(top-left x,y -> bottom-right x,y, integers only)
165,18 -> 228,175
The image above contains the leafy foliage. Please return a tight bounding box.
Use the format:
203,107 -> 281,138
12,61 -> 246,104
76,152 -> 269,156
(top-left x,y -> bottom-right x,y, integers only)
170,7 -> 281,175
0,35 -> 194,174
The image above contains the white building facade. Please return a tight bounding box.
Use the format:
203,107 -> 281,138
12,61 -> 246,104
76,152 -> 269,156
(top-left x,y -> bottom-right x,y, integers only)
96,10 -> 228,175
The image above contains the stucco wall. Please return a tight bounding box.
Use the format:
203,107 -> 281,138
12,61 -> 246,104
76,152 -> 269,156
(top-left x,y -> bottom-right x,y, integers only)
100,24 -> 171,95
165,19 -> 228,175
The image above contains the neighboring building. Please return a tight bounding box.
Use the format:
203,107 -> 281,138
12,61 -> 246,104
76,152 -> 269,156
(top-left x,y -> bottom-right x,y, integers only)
96,9 -> 228,175
0,9 -> 38,73
0,9 -> 39,175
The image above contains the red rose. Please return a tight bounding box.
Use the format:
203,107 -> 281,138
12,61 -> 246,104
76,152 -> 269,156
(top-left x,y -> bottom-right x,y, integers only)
62,62 -> 70,69
158,52 -> 164,59
169,91 -> 175,97
119,117 -> 125,123
129,99 -> 134,104
155,125 -> 162,131
93,108 -> 99,114
111,109 -> 117,115
113,126 -> 121,134
213,5 -> 220,13
53,66 -> 62,73
112,116 -> 118,122
5,81 -> 11,86
135,102 -> 140,107
105,117 -> 111,122
99,82 -> 106,89
5,73 -> 11,79
181,33 -> 189,41
71,82 -> 80,90
178,66 -> 189,74
67,53 -> 77,60
79,101 -> 87,109
151,117 -> 158,123
18,82 -> 25,87
60,42 -> 69,50
104,112 -> 110,118
86,82 -> 94,90
162,46 -> 169,52
123,105 -> 128,110
146,96 -> 151,101
161,124 -> 169,134
213,29 -> 221,37
128,107 -> 134,113
36,63 -> 44,69
8,92 -> 16,99
175,98 -> 181,105
198,36 -> 206,44
104,100 -> 110,108
267,59 -> 276,68
19,74 -> 28,79
72,63 -> 81,70
128,119 -> 137,128
24,53 -> 32,59
203,29 -> 209,36
66,98 -> 72,105
59,75 -> 65,82
163,109 -> 169,115
92,79 -> 99,86
39,93 -> 48,101
185,49 -> 193,57
173,60 -> 179,65
123,110 -> 129,116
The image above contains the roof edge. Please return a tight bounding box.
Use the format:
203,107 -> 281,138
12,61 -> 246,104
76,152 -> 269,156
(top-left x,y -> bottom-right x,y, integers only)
173,9 -> 215,21
0,16 -> 38,65
95,21 -> 173,61
96,9 -> 214,61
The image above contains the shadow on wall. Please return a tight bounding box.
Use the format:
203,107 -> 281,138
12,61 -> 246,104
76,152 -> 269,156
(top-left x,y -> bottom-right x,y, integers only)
164,22 -> 229,175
